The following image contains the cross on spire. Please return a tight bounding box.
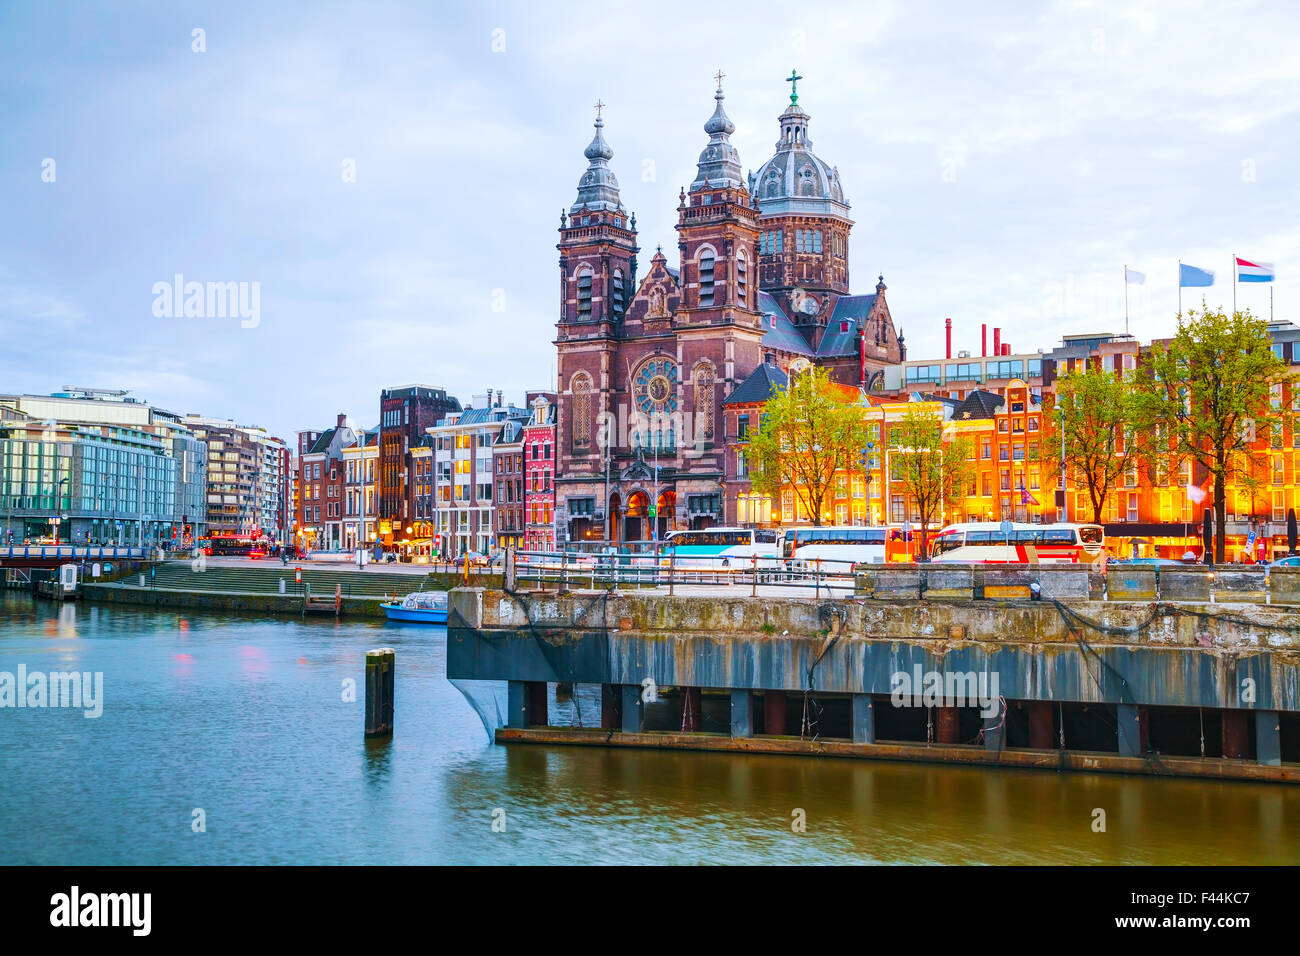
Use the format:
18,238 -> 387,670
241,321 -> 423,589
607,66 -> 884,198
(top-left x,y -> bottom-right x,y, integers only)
786,68 -> 803,104
714,69 -> 725,90
594,98 -> 605,121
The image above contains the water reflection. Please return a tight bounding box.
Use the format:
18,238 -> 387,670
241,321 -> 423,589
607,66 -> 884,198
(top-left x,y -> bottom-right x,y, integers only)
1,592 -> 1297,865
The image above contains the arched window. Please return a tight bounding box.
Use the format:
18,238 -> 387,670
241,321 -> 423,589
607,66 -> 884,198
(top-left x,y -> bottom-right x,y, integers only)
694,363 -> 716,441
570,372 -> 592,451
576,267 -> 593,319
698,249 -> 716,307
813,230 -> 823,253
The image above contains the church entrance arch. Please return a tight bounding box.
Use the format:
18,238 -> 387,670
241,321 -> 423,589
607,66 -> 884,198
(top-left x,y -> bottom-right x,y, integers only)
624,490 -> 649,543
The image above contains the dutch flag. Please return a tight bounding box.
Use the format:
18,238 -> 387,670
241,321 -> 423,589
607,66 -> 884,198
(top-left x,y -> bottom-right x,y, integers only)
1235,257 -> 1275,283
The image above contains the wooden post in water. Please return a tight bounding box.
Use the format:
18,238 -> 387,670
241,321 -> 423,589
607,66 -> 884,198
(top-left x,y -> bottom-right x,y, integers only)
365,648 -> 395,738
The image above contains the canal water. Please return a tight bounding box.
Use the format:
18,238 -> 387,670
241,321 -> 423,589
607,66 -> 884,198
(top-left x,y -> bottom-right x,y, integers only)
1,593 -> 1296,865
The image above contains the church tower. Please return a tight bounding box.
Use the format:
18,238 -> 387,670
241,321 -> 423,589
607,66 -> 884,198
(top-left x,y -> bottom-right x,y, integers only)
673,75 -> 765,447
749,71 -> 853,345
555,105 -> 638,469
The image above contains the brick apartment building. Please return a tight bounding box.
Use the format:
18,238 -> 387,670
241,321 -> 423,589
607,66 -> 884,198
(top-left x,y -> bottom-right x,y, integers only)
378,385 -> 460,547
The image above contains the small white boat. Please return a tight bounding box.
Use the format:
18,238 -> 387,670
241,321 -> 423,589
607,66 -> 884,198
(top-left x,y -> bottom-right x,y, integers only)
381,591 -> 448,624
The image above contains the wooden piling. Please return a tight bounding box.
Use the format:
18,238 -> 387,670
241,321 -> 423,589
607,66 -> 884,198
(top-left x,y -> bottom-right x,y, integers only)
365,648 -> 395,738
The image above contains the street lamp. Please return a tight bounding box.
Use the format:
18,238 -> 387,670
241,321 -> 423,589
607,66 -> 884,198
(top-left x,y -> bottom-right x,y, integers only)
53,477 -> 69,545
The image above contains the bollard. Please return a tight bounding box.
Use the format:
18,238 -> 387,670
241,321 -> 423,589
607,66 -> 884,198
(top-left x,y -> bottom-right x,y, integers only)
279,578 -> 286,594
365,648 -> 395,738
138,573 -> 145,587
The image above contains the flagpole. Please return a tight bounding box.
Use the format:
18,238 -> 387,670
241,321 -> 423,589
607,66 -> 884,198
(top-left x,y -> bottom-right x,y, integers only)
1123,265 -> 1129,334
1177,259 -> 1182,317
1232,252 -> 1237,317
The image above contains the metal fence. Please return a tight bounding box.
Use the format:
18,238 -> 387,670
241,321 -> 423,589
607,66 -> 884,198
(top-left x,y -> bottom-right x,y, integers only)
508,549 -> 857,596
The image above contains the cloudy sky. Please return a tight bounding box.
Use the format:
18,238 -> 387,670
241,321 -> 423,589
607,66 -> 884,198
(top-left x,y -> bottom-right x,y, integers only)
3,0 -> 1297,440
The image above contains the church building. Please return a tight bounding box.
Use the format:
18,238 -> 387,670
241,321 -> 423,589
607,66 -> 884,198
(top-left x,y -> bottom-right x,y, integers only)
552,73 -> 904,544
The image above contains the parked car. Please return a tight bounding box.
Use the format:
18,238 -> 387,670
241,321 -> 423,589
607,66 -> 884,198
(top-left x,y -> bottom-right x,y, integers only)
1269,555 -> 1300,568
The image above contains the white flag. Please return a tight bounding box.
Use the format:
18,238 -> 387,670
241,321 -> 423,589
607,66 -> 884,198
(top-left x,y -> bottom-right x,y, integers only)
1125,268 -> 1146,285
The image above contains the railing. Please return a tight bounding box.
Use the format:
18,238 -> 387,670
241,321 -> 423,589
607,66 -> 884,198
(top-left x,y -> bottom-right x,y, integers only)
0,545 -> 151,560
509,548 -> 857,596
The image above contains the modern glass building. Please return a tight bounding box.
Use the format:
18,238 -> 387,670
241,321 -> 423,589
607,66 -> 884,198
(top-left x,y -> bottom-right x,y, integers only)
0,389 -> 207,546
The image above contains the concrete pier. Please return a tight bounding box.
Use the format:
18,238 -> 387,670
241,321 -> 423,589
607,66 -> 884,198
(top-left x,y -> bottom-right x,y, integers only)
447,574 -> 1300,783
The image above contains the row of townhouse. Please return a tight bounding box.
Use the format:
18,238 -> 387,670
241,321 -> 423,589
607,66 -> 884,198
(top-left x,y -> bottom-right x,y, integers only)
719,318 -> 1300,561
291,388 -> 558,561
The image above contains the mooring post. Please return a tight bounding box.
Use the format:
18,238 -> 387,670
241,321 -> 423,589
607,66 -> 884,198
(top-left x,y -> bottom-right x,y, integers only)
851,694 -> 875,744
364,648 -> 395,738
1256,710 -> 1281,766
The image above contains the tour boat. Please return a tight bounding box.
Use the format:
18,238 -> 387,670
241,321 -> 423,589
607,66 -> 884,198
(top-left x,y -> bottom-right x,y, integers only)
381,591 -> 448,624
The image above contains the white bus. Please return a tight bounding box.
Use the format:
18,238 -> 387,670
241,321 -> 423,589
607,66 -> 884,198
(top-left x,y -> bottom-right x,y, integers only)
664,527 -> 781,566
781,526 -> 891,566
929,522 -> 1105,564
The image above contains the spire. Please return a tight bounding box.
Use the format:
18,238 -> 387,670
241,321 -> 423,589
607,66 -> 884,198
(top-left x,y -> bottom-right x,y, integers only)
571,101 -> 625,215
690,72 -> 744,192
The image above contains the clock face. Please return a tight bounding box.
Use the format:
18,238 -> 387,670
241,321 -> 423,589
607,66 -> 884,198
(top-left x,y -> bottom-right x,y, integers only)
634,359 -> 678,416
800,295 -> 819,315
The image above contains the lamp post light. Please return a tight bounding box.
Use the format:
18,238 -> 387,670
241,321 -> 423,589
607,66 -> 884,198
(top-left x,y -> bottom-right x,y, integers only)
53,477 -> 69,545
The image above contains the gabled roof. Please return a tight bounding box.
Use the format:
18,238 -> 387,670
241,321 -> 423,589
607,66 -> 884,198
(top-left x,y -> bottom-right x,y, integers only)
951,390 -> 1004,421
757,291 -> 814,356
724,363 -> 789,406
817,294 -> 879,357
308,427 -> 337,455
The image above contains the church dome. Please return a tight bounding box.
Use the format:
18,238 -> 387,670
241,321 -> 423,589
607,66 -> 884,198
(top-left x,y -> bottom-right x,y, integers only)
571,112 -> 626,215
749,91 -> 850,218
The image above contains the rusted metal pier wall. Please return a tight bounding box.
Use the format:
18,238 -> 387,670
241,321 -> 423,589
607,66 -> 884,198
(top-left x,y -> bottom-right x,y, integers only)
446,571 -> 1300,781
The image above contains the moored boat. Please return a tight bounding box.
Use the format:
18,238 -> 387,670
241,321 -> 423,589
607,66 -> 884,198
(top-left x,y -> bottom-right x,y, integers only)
381,591 -> 448,624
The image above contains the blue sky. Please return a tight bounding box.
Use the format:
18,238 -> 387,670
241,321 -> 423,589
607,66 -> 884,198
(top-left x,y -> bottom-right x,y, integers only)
2,0 -> 1297,440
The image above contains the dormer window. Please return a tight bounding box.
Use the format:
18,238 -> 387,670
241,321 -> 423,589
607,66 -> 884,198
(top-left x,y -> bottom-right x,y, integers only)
840,320 -> 849,333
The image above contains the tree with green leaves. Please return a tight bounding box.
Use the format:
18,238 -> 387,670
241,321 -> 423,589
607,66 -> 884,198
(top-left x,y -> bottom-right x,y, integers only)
1043,364 -> 1138,525
748,366 -> 869,527
889,406 -> 976,560
1132,306 -> 1292,562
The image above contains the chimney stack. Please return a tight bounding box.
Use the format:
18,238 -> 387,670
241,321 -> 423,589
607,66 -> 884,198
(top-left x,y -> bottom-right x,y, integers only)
337,412 -> 346,429
981,324 -> 987,357
993,327 -> 1001,356
945,318 -> 952,359
1003,343 -> 1011,356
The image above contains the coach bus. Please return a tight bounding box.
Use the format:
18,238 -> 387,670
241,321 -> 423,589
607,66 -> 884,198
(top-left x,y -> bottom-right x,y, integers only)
928,522 -> 1105,564
202,535 -> 267,558
781,526 -> 892,566
663,527 -> 781,567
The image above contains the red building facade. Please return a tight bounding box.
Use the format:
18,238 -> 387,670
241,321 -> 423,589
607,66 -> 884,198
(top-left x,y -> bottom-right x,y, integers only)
553,77 -> 903,544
